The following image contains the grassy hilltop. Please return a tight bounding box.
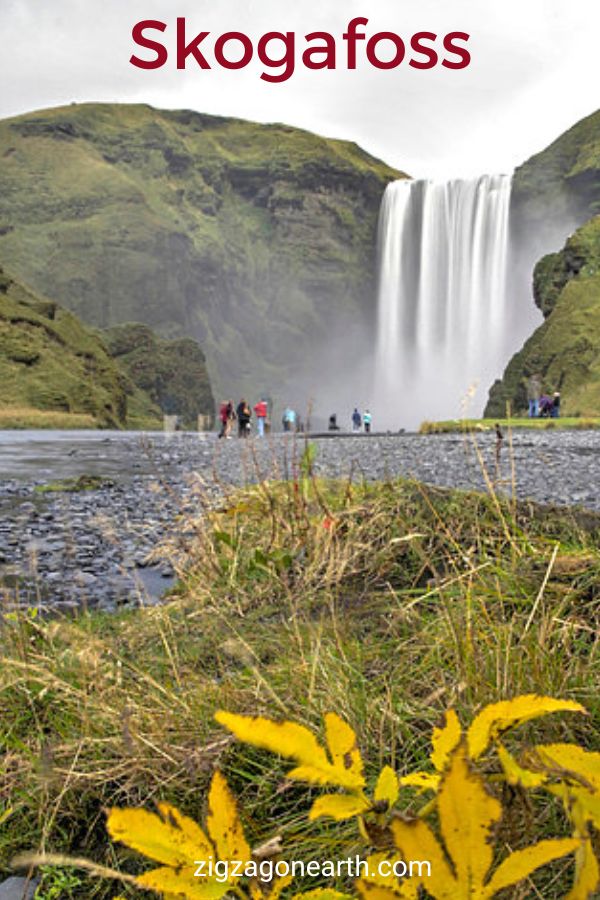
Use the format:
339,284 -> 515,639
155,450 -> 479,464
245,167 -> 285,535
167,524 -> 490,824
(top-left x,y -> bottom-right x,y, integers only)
0,103 -> 403,403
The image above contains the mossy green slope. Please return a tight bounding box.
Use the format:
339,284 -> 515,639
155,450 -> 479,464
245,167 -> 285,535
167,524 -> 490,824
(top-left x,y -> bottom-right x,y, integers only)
0,103 -> 403,403
102,322 -> 214,428
512,107 -> 600,255
0,265 -> 128,427
486,215 -> 600,417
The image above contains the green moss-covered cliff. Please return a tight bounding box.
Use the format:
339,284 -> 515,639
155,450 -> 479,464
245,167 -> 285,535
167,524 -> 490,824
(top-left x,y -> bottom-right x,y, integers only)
102,323 -> 214,428
511,108 -> 600,256
486,215 -> 600,417
0,266 -> 127,426
0,266 -> 214,428
0,103 -> 403,403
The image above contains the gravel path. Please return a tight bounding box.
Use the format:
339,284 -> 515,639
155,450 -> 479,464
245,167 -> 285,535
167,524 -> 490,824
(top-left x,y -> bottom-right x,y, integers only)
1,429 -> 599,612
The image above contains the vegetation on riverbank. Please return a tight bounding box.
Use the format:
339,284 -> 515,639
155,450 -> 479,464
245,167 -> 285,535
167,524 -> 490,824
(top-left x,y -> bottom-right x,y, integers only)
0,266 -> 212,431
419,417 -> 600,434
1,464 -> 599,897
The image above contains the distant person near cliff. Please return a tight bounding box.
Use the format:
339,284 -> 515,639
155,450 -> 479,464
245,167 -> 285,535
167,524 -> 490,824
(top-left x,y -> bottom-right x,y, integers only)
363,410 -> 372,433
237,399 -> 251,437
282,408 -> 296,432
218,400 -> 236,438
539,394 -> 553,417
551,392 -> 561,418
526,374 -> 542,418
352,408 -> 362,431
253,399 -> 268,437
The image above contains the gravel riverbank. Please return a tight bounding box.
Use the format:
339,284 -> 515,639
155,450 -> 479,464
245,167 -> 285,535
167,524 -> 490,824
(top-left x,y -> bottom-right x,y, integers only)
1,428 -> 599,613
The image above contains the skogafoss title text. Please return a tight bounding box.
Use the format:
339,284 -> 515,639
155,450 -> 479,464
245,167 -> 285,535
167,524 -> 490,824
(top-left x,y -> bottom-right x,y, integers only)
130,17 -> 471,83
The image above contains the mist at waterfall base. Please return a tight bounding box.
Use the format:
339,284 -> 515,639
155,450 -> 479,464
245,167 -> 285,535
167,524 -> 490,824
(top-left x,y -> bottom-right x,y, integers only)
372,175 -> 542,431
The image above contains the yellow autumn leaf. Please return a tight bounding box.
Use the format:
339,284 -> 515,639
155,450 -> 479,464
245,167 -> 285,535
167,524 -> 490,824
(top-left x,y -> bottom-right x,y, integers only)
136,865 -> 230,899
267,875 -> 294,900
534,743 -> 600,791
356,883 -> 410,900
437,741 -> 501,894
215,711 -> 365,789
374,766 -> 399,808
497,743 -> 547,788
391,741 -> 578,899
293,891 -> 354,900
485,838 -> 579,896
390,816 -> 455,900
356,852 -> 419,899
398,772 -> 440,791
309,793 -> 370,821
565,839 -> 600,900
430,709 -> 462,772
206,770 -> 251,867
535,743 -> 600,832
0,807 -> 12,827
106,803 -> 214,868
467,695 -> 586,760
324,712 -> 364,784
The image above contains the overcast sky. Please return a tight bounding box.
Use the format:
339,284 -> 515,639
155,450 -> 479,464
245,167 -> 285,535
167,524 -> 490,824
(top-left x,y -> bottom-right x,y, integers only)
1,0 -> 599,178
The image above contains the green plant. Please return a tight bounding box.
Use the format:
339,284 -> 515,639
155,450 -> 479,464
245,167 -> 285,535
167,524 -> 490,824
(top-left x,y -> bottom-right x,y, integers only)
36,865 -> 87,898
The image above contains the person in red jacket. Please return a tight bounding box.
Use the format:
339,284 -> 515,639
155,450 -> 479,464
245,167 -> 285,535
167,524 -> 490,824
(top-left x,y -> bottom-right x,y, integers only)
253,399 -> 268,437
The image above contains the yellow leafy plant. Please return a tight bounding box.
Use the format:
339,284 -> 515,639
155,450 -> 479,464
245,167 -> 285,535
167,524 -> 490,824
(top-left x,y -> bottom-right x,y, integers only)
23,695 -> 599,899
107,769 -> 275,900
215,710 -> 394,822
216,696 -> 598,898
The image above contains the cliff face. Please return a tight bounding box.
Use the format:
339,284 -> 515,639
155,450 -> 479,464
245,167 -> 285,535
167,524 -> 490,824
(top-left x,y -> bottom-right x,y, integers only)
0,266 -> 127,427
102,323 -> 214,428
0,266 -> 214,428
511,108 -> 600,259
0,103 -> 403,404
486,109 -> 600,417
486,216 -> 600,417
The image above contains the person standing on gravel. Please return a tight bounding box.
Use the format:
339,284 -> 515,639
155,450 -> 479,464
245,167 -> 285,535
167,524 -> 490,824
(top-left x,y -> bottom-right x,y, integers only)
218,400 -> 236,438
363,410 -> 372,433
282,407 -> 296,432
526,374 -> 542,418
237,399 -> 251,437
352,408 -> 362,431
253,399 -> 268,437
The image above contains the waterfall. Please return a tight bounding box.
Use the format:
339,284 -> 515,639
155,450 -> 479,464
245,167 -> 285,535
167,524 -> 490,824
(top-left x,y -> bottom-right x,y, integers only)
374,174 -> 518,429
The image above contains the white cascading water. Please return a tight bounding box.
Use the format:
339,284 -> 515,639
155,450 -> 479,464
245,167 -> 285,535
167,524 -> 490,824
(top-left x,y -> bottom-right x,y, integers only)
374,174 -> 519,429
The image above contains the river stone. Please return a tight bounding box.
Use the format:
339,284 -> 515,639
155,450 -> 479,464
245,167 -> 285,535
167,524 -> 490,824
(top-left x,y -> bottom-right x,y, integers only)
0,877 -> 39,899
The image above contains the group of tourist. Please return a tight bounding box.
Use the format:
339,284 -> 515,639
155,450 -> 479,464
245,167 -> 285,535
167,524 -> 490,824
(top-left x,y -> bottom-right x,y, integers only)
329,409 -> 373,432
218,399 -> 375,437
526,375 -> 561,418
218,399 -> 303,438
218,399 -> 267,438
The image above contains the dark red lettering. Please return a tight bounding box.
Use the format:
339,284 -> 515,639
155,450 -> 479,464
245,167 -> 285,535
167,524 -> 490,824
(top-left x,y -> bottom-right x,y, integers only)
177,17 -> 211,69
442,32 -> 471,69
343,17 -> 368,68
409,32 -> 438,69
257,32 -> 295,83
302,31 -> 336,69
366,32 -> 405,69
214,32 -> 253,69
130,20 -> 168,69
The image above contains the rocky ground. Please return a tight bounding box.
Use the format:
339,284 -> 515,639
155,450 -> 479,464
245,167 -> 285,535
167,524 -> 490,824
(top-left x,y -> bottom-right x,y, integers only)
1,428 -> 600,614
